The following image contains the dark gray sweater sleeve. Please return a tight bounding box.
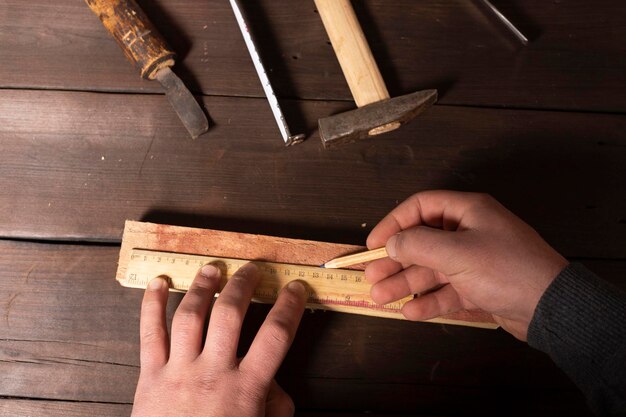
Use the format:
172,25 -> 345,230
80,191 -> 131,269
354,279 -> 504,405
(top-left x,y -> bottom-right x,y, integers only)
528,262 -> 626,416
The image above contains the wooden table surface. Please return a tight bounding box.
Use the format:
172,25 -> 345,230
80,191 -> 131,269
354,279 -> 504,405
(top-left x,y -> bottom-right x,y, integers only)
1,1 -> 625,416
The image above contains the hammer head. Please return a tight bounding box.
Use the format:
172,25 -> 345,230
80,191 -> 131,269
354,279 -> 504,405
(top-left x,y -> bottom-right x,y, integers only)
318,89 -> 437,148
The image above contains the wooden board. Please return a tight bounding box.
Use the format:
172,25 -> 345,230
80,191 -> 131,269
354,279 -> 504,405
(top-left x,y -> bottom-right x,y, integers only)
0,401 -> 132,417
1,1 -> 624,415
117,221 -> 496,327
1,89 -> 625,258
3,239 -> 617,415
1,0 -> 625,112
0,401 -> 463,417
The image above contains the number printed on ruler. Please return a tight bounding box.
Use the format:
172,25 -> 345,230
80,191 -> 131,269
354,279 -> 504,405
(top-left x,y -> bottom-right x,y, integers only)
123,249 -> 409,315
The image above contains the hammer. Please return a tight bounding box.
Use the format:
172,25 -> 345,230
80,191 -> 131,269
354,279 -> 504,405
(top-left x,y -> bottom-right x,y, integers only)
314,0 -> 437,148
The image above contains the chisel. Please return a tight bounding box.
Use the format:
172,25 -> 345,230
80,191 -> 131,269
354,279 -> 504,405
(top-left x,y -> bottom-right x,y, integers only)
85,0 -> 209,139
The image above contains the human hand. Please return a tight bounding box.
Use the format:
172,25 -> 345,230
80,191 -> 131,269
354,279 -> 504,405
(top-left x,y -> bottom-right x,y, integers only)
366,190 -> 568,340
131,263 -> 307,417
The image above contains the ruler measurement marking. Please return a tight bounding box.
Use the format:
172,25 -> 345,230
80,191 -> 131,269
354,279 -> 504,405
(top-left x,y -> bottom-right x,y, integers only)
124,249 -> 407,316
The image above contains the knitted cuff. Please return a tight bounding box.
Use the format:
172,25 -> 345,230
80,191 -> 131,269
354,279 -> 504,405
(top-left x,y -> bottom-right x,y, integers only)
528,262 -> 626,416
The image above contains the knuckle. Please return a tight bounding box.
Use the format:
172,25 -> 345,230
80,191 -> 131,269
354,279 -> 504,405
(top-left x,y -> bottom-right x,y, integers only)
212,299 -> 245,324
190,373 -> 219,393
239,374 -> 268,402
266,385 -> 295,414
265,318 -> 293,345
141,298 -> 163,312
283,395 -> 296,415
472,192 -> 496,207
187,285 -> 212,299
194,272 -> 221,289
142,325 -> 167,343
174,308 -> 204,330
180,288 -> 210,309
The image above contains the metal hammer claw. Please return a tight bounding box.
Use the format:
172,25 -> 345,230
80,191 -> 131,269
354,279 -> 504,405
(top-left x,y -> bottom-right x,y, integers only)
314,0 -> 437,148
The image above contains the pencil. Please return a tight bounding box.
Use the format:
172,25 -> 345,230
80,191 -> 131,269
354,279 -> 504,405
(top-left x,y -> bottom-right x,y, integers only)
323,247 -> 388,269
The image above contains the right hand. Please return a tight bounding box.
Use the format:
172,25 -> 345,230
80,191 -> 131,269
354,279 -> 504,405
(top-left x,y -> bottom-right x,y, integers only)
366,190 -> 569,340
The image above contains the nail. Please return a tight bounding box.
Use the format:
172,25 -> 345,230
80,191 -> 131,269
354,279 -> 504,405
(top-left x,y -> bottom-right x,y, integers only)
237,263 -> 259,276
148,277 -> 164,290
286,280 -> 306,296
201,264 -> 220,278
386,234 -> 398,259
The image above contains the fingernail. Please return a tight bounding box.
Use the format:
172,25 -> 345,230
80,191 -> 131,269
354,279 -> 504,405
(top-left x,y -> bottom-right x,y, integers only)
201,264 -> 219,278
238,263 -> 259,276
148,277 -> 164,290
286,280 -> 306,296
386,234 -> 398,259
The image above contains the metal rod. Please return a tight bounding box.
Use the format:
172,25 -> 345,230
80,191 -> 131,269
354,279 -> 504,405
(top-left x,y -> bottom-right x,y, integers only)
228,0 -> 305,146
479,0 -> 528,46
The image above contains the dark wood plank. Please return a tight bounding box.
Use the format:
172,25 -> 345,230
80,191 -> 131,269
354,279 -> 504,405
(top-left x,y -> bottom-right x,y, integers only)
0,400 -> 454,417
0,400 -> 131,417
1,0 -> 625,112
1,89 -> 625,257
4,240 -> 622,415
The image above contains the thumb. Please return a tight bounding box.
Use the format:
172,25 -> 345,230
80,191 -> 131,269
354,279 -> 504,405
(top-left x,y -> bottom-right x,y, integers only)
265,380 -> 295,417
386,226 -> 468,275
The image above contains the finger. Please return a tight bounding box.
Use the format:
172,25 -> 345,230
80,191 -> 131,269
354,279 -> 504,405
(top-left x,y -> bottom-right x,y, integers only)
140,276 -> 170,370
401,284 -> 464,321
240,281 -> 306,383
169,264 -> 221,362
365,257 -> 403,285
386,225 -> 469,276
265,380 -> 295,417
204,263 -> 261,367
367,190 -> 488,249
370,265 -> 448,305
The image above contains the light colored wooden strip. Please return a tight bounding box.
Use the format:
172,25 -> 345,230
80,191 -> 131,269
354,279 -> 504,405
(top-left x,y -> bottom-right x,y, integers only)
314,0 -> 390,107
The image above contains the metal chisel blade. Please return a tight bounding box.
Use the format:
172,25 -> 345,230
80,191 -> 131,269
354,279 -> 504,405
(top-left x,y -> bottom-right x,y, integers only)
155,67 -> 209,139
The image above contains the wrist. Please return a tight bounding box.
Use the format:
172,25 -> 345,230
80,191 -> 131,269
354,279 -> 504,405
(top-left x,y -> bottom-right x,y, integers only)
524,258 -> 569,327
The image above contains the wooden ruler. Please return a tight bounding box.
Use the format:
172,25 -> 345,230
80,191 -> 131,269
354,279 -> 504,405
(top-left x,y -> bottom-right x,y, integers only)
122,249 -> 411,320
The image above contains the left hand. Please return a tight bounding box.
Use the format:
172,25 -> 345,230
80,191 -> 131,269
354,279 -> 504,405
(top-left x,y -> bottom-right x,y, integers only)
131,262 -> 307,417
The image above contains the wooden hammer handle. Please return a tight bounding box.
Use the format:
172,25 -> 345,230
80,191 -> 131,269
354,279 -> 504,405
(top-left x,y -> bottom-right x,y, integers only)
86,0 -> 175,79
314,0 -> 390,107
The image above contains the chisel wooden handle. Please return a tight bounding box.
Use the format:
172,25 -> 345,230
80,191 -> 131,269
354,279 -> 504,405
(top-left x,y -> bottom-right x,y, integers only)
85,0 -> 176,79
314,0 -> 390,107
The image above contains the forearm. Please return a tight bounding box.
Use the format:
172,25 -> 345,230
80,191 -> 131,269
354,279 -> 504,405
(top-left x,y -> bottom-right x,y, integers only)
528,263 -> 626,416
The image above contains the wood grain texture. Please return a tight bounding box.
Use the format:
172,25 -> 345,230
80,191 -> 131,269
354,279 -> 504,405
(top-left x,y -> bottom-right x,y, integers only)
1,0 -> 625,112
4,240 -> 622,415
0,89 -> 625,258
117,221 -> 496,326
0,401 -> 457,417
0,400 -> 132,417
1,0 -> 624,415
